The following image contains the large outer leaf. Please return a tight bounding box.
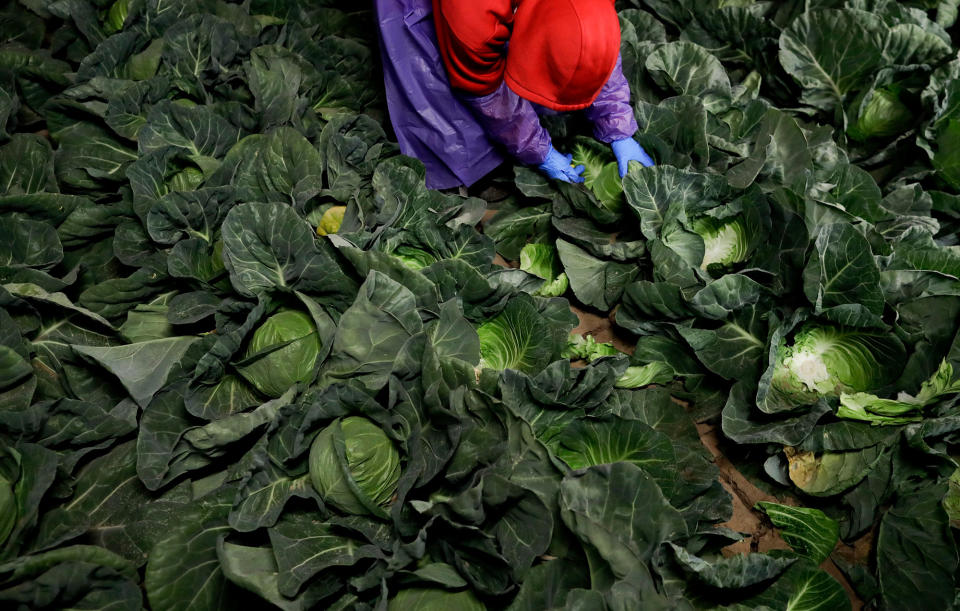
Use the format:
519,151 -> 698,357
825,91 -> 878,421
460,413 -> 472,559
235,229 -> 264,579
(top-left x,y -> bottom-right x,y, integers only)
218,540 -> 327,611
318,113 -> 395,203
0,345 -> 33,399
31,442 -> 190,563
726,107 -> 813,190
146,186 -> 235,245
234,127 -> 324,207
779,9 -> 887,111
139,385 -> 292,491
505,556 -> 589,611
145,487 -> 245,611
877,483 -> 959,610
267,512 -> 382,598
1,443 -> 59,556
0,548 -> 142,610
605,387 -> 728,526
645,41 -> 731,109
160,14 -> 240,98
623,165 -> 726,241
884,23 -> 952,67
221,201 -> 354,302
185,374 -> 261,420
426,299 -> 480,365
556,239 -> 638,311
678,306 -> 766,381
246,46 -> 308,129
481,474 -> 554,582
723,381 -> 831,446
634,96 -> 710,170
560,462 -> 687,578
803,223 -> 884,325
553,417 -> 676,498
0,215 -> 63,268
744,558 -> 850,611
229,462 -> 317,533
53,122 -> 138,188
934,119 -> 960,189
755,502 -> 839,564
320,271 -> 422,389
0,134 -> 57,195
139,100 -> 241,162
485,202 -> 552,261
8,282 -> 114,330
73,336 -> 198,408
671,545 -> 795,589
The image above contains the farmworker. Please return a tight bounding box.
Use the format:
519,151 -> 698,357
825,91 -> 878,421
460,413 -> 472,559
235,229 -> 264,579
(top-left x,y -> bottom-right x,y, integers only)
375,0 -> 655,189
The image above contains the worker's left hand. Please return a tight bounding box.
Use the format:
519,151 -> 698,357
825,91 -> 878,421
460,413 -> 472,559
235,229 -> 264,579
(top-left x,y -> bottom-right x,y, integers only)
611,137 -> 655,177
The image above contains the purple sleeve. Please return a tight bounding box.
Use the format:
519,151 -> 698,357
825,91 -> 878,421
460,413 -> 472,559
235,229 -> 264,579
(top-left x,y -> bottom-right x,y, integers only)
459,81 -> 552,166
583,54 -> 639,143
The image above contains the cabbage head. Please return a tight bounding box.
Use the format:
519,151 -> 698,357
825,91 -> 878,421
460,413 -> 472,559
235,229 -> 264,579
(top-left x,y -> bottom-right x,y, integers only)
316,205 -> 346,236
388,588 -> 486,611
0,474 -> 15,545
770,323 -> 905,406
847,86 -> 912,141
309,416 -> 401,516
238,309 -> 321,397
692,215 -> 750,270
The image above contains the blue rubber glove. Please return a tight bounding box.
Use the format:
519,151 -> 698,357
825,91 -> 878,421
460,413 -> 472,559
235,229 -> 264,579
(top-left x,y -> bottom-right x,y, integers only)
537,146 -> 585,184
611,137 -> 655,177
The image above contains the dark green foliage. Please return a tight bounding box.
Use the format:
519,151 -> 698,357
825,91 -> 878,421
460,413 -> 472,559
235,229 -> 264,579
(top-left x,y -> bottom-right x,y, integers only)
2,0 -> 960,609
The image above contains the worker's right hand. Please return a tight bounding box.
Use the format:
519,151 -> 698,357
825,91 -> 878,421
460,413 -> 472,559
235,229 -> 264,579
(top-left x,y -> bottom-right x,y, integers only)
537,146 -> 585,184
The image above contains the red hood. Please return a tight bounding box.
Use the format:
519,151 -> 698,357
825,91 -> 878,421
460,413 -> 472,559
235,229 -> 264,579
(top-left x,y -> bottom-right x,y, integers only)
505,0 -> 621,111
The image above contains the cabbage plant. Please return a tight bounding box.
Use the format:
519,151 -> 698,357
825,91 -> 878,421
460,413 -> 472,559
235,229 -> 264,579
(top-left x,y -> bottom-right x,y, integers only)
309,416 -> 401,516
769,323 -> 905,408
238,309 -> 321,397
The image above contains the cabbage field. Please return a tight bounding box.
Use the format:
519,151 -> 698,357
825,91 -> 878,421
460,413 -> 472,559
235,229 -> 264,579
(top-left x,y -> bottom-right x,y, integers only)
2,0 -> 960,609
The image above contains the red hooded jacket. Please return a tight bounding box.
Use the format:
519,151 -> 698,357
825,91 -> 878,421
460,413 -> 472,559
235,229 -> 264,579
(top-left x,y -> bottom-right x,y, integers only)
432,0 -> 621,111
